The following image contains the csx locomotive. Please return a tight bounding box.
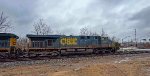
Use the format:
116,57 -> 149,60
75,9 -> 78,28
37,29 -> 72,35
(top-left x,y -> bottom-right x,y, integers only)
0,33 -> 120,57
0,33 -> 19,57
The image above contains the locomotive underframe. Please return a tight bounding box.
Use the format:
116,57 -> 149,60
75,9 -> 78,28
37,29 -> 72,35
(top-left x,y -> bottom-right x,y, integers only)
27,46 -> 116,57
0,47 -> 19,58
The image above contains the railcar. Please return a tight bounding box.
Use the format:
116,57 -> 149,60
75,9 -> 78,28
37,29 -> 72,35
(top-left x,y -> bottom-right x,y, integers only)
26,34 -> 119,56
0,33 -> 19,57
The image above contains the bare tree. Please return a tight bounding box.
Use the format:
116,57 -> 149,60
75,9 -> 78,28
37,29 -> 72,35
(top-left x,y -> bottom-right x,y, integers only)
17,37 -> 28,50
80,26 -> 89,36
33,19 -> 53,35
89,31 -> 99,36
113,36 -> 120,42
0,12 -> 11,32
80,26 -> 99,36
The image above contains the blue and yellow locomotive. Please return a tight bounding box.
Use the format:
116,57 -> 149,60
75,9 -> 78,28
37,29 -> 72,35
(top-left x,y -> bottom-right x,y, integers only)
27,34 -> 119,56
0,33 -> 19,57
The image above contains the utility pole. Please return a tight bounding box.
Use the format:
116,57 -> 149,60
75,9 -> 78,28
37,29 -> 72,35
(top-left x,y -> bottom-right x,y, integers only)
101,28 -> 105,37
135,29 -> 137,47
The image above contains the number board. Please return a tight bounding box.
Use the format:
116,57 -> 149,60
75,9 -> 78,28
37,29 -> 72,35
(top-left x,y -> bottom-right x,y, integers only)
10,38 -> 17,46
60,37 -> 77,45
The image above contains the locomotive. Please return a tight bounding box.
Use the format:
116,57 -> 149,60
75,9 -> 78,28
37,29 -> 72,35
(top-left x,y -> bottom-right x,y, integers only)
0,33 -> 120,57
0,33 -> 19,57
27,34 -> 120,56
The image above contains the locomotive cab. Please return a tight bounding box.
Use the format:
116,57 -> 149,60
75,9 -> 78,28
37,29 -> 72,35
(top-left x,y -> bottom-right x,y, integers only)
0,33 -> 19,57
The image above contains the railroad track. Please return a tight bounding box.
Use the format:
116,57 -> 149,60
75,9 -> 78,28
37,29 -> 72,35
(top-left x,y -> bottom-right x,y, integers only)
0,50 -> 150,68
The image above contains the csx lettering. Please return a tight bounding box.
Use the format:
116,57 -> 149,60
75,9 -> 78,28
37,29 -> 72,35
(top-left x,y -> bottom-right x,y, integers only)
60,38 -> 77,45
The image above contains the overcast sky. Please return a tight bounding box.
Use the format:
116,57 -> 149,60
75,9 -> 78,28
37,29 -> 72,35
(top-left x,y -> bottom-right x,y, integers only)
0,0 -> 150,40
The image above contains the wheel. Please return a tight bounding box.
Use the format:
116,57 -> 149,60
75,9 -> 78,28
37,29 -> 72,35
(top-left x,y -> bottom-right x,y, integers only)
92,49 -> 99,54
49,51 -> 60,57
111,49 -> 116,54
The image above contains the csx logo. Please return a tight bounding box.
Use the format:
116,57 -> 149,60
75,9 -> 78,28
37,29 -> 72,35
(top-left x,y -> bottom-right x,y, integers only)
10,38 -> 16,46
60,38 -> 77,45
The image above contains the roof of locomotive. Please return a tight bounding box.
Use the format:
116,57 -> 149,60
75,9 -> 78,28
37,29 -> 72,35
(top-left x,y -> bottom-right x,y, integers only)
26,34 -> 103,39
26,34 -> 102,37
26,34 -> 63,38
0,33 -> 19,39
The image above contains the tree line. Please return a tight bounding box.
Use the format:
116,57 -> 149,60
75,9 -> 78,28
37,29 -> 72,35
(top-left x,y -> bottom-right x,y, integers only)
0,12 -> 105,36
